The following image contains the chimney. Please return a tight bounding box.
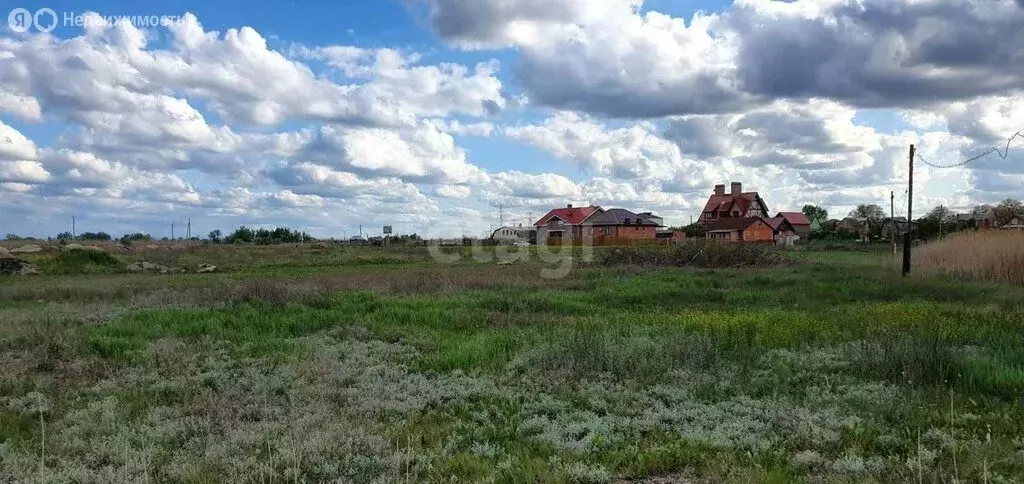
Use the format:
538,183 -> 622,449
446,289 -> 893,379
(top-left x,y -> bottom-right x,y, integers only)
714,184 -> 725,195
730,182 -> 742,195
567,203 -> 573,209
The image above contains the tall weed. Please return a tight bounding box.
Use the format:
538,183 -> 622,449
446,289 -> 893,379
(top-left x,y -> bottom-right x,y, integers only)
916,230 -> 1024,286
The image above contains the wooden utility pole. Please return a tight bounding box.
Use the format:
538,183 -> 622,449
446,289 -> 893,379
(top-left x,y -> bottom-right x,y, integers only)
72,215 -> 76,238
171,223 -> 175,240
187,218 -> 191,240
902,145 -> 914,276
890,191 -> 896,256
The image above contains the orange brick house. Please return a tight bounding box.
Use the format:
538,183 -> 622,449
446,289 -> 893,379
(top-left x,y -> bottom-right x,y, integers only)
583,208 -> 661,243
705,217 -> 775,242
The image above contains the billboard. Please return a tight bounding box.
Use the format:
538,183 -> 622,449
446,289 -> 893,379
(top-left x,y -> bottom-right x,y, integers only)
383,225 -> 393,234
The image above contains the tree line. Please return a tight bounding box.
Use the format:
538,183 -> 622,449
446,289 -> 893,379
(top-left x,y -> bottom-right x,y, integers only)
6,226 -> 315,245
802,198 -> 1023,240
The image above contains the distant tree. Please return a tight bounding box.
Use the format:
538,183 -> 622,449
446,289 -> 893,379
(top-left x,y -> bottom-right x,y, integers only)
993,199 -> 1024,226
55,231 -> 74,241
120,233 -> 153,244
847,204 -> 886,237
224,226 -> 311,244
918,205 -> 958,239
4,233 -> 22,241
680,222 -> 706,238
77,231 -> 112,241
848,204 -> 886,221
225,226 -> 255,244
208,229 -> 223,243
801,204 -> 829,224
971,204 -> 994,218
924,205 -> 956,223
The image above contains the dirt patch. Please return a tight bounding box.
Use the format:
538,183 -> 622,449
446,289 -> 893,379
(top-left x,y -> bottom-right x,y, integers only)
63,243 -> 104,251
127,261 -> 182,273
8,244 -> 43,254
0,258 -> 38,275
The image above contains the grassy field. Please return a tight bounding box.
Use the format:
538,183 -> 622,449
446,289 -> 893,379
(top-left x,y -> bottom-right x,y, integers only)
2,244 -> 1024,483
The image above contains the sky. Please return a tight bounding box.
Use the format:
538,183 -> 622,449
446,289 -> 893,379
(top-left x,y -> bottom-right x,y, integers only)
1,0 -> 1022,239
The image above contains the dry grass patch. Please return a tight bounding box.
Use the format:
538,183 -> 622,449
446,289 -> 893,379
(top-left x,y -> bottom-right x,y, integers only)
916,230 -> 1024,286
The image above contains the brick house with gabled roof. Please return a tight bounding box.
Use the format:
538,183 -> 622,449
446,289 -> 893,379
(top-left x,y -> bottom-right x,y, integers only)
534,204 -> 603,244
583,208 -> 662,242
705,217 -> 775,243
766,216 -> 799,246
774,212 -> 811,238
699,182 -> 770,225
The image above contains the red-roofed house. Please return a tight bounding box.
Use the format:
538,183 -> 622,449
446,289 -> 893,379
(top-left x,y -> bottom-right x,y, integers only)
774,212 -> 811,238
699,182 -> 770,225
534,204 -> 603,244
766,216 -> 799,246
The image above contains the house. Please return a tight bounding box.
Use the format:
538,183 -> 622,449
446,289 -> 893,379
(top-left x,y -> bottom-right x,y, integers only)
534,204 -> 602,244
836,217 -> 870,238
583,208 -> 661,243
766,216 -> 799,246
879,217 -> 918,239
638,212 -> 664,227
705,217 -> 775,243
655,229 -> 687,241
1003,218 -> 1024,230
809,218 -> 839,233
490,225 -> 536,245
956,210 -> 997,229
774,212 -> 811,238
699,182 -> 770,225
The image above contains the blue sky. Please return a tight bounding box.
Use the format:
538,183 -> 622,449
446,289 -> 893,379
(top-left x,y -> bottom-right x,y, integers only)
1,0 -> 1021,238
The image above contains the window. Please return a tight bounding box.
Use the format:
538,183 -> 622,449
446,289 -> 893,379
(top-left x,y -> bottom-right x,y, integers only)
603,227 -> 612,236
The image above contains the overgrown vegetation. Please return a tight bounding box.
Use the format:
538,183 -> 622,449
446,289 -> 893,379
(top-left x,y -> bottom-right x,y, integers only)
222,226 -> 313,244
75,231 -> 112,241
2,246 -> 1024,482
916,229 -> 1024,286
43,248 -> 125,274
596,240 -> 783,267
120,232 -> 153,244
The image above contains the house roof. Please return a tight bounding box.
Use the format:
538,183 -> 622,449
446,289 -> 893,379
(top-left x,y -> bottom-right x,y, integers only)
882,217 -> 917,226
766,217 -> 796,232
490,226 -> 535,237
534,206 -> 602,226
705,217 -> 768,232
702,192 -> 763,214
776,212 -> 811,226
586,208 -> 660,226
838,217 -> 868,228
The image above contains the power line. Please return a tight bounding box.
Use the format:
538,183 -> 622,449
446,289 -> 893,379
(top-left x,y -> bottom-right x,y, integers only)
916,128 -> 1023,169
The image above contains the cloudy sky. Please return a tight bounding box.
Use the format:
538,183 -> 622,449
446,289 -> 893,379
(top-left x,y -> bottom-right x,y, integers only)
1,0 -> 1022,238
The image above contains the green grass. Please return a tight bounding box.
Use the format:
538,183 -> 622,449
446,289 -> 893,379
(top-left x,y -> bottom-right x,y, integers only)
2,247 -> 1024,482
